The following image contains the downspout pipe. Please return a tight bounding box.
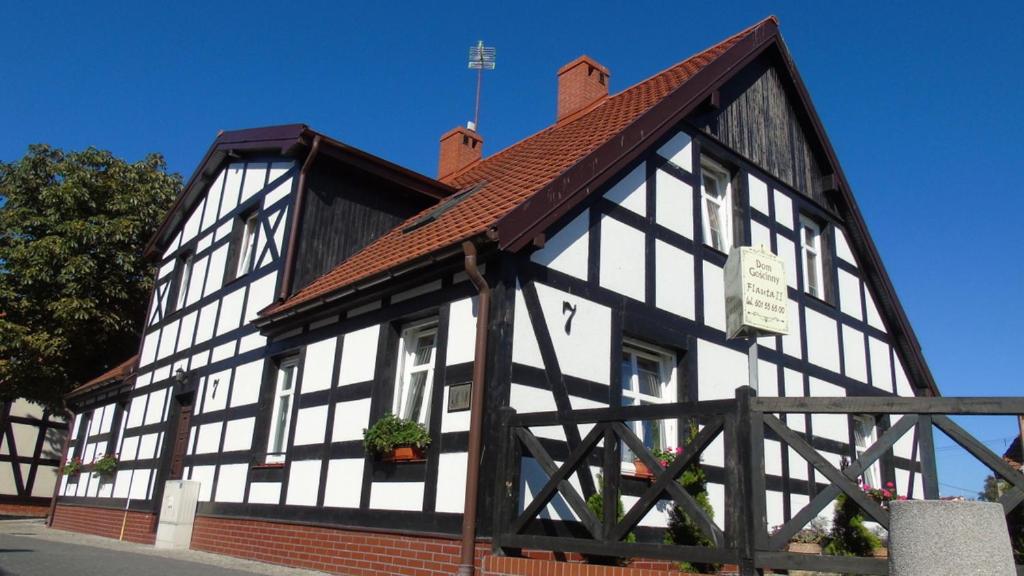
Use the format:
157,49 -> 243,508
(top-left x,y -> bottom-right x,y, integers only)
457,240 -> 491,576
278,134 -> 322,301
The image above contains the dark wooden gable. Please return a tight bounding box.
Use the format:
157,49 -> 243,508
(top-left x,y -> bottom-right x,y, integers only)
689,51 -> 830,206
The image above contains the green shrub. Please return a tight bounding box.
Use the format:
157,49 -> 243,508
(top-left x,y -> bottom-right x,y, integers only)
823,492 -> 881,557
93,453 -> 118,476
62,457 -> 81,476
583,476 -> 635,566
664,423 -> 720,574
362,413 -> 431,455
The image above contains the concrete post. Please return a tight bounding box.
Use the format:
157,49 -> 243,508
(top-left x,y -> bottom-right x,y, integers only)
889,500 -> 1015,575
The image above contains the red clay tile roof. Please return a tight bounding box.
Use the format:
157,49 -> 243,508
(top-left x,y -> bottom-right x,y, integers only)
66,355 -> 138,399
263,17 -> 774,318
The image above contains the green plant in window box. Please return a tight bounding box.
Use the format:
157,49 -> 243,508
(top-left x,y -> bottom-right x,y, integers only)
62,457 -> 82,476
93,453 -> 119,477
363,413 -> 431,461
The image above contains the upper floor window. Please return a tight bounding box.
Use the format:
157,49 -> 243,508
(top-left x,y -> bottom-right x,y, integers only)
266,357 -> 298,463
172,253 -> 194,312
393,320 -> 438,425
620,340 -> 677,463
700,157 -> 733,253
235,212 -> 259,278
800,215 -> 825,299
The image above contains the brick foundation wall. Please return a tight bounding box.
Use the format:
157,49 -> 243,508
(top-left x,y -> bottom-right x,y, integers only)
481,556 -> 708,576
0,503 -> 50,517
191,515 -> 489,576
51,504 -> 156,545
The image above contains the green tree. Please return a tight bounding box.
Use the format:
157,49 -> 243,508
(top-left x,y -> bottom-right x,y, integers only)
979,473 -> 1024,563
0,145 -> 179,408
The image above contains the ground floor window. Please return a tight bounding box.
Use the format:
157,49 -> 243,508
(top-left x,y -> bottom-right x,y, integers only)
266,357 -> 298,463
393,319 -> 438,425
852,414 -> 880,488
621,340 -> 677,466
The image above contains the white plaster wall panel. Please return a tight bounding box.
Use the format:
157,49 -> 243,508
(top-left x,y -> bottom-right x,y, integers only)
605,163 -> 646,216
214,219 -> 234,243
32,466 -> 58,498
697,340 -> 748,400
214,463 -> 248,503
96,478 -> 114,499
74,474 -> 88,496
128,468 -> 151,500
120,435 -> 140,462
784,369 -> 804,398
655,169 -> 693,239
152,364 -> 171,386
337,325 -> 380,386
895,469 -> 911,501
286,460 -> 322,507
244,272 -> 277,324
568,395 -> 604,440
0,464 -> 15,494
190,350 -> 210,370
203,245 -> 228,297
216,287 -> 246,336
196,231 -> 213,253
180,200 -> 204,246
210,340 -> 236,364
70,413 -> 82,438
332,398 -> 371,443
703,435 -> 724,467
8,424 -> 34,457
239,162 -> 268,204
263,176 -> 293,208
864,289 -> 885,332
837,269 -> 863,320
655,240 -> 695,320
773,190 -> 793,230
434,453 -> 468,514
788,447 -> 809,480
301,337 -> 337,394
748,174 -> 770,216
535,282 -> 611,385
87,408 -> 102,436
190,465 -> 215,501
441,387 -> 471,433
194,301 -> 219,345
12,399 -> 45,420
776,235 -> 798,290
200,171 -> 226,231
869,337 -> 893,391
392,280 -> 442,304
139,330 -> 158,364
86,474 -> 101,497
100,404 -> 115,433
112,470 -> 131,498
200,368 -> 232,414
766,490 -> 785,530
512,286 -> 543,370
162,232 -> 180,259
144,387 -> 167,426
230,359 -> 264,408
370,481 -> 424,512
518,458 -> 578,520
531,210 -> 589,281
186,426 -> 197,455
706,482 -> 725,529
446,297 -> 478,366
658,131 -> 692,173
805,309 -> 840,374
218,163 -> 245,219
764,439 -> 784,477
842,325 -> 868,383
781,299 -> 802,358
509,383 -> 564,441
702,262 -> 726,332
158,259 -> 176,281
835,227 -> 856,266
808,378 -> 848,444
598,216 -> 645,302
137,433 -> 159,460
185,256 -> 209,308
248,482 -> 282,505
176,312 -> 197,354
238,332 -> 266,354
195,422 -> 223,454
750,221 -> 771,252
621,495 -> 673,528
323,459 -> 364,509
272,208 -> 289,263
894,356 -> 914,397
293,405 -> 328,446
892,415 -> 916,459
222,417 -> 255,452
757,360 -> 778,396
156,321 -> 179,361
134,371 -> 153,390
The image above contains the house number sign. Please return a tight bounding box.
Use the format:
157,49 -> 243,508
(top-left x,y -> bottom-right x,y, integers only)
447,382 -> 472,412
724,245 -> 789,339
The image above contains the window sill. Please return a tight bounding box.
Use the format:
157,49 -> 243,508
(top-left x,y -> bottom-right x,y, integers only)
251,462 -> 285,470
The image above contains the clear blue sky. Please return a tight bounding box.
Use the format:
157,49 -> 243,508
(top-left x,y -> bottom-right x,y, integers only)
2,1 -> 1021,499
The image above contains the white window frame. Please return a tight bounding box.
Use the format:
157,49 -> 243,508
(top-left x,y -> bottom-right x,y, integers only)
235,212 -> 259,278
700,157 -> 733,253
174,253 -> 194,312
620,340 -> 677,468
265,357 -> 298,463
392,319 -> 439,426
852,415 -> 881,488
800,215 -> 825,299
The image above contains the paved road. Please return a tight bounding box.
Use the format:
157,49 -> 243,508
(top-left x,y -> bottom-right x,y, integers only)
0,518 -> 329,576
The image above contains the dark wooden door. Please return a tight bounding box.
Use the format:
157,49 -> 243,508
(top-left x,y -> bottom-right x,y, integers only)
168,403 -> 192,481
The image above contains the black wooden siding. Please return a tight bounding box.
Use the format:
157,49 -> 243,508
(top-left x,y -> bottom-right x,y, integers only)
693,54 -> 827,204
291,159 -> 437,294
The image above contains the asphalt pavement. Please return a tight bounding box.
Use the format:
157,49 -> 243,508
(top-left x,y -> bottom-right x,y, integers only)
0,518 -> 329,576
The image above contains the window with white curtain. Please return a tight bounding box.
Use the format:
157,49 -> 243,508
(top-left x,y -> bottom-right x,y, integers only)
620,340 -> 677,464
700,157 -> 733,252
853,415 -> 880,488
800,215 -> 825,299
265,357 -> 298,463
393,320 -> 438,425
235,212 -> 259,277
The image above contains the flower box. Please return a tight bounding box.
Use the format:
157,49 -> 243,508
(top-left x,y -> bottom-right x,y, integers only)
383,445 -> 426,462
631,459 -> 655,479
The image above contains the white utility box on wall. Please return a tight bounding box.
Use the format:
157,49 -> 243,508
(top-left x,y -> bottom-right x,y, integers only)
155,480 -> 201,549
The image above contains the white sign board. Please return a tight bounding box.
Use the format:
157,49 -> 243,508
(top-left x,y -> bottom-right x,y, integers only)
724,246 -> 789,339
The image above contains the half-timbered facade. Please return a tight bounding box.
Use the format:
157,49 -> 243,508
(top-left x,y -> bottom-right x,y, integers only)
0,399 -> 66,516
54,16 -> 943,575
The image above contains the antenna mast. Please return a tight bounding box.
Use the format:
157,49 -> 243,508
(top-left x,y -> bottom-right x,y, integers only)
467,40 -> 496,131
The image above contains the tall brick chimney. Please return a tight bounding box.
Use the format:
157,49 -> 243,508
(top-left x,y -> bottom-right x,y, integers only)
438,126 -> 483,181
557,55 -> 610,123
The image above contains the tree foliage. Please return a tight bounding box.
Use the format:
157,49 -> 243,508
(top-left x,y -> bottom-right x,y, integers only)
980,473 -> 1024,563
0,144 -> 179,408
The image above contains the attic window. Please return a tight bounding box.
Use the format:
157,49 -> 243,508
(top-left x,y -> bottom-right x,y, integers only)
402,182 -> 486,234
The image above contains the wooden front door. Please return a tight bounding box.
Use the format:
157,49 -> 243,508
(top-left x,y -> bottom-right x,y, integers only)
168,402 -> 193,481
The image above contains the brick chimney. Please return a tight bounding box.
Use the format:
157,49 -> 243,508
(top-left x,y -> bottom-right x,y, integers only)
557,55 -> 610,123
438,125 -> 483,181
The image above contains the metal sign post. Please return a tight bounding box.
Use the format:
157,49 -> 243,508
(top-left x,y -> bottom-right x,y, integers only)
724,245 -> 789,392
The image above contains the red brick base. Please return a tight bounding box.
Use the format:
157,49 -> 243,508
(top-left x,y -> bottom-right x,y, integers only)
481,556 -> 707,576
51,504 -> 156,545
0,503 -> 50,517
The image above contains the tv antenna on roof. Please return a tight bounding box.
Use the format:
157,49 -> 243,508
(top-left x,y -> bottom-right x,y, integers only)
467,40 -> 496,131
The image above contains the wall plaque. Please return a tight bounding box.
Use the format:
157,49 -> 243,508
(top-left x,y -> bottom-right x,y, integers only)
447,382 -> 472,412
724,245 -> 789,339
